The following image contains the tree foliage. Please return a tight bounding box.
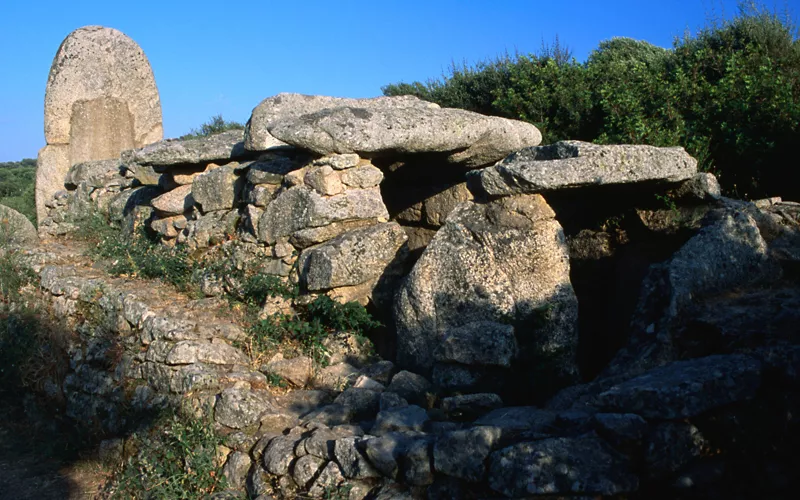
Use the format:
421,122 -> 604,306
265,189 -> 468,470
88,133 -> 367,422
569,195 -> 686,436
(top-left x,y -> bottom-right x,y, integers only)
382,3 -> 800,199
180,114 -> 245,140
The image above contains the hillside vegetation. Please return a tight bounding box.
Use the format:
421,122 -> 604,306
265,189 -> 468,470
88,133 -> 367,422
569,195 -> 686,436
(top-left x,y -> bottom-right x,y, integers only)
383,4 -> 800,200
0,161 -> 36,224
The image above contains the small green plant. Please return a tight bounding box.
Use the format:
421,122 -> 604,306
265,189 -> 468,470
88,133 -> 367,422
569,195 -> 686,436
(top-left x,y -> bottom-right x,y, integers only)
264,370 -> 288,388
180,115 -> 245,140
655,193 -> 679,214
108,404 -> 228,499
247,296 -> 380,367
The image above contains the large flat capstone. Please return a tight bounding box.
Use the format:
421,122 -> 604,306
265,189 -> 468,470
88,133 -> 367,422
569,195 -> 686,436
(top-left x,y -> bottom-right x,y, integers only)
472,141 -> 697,195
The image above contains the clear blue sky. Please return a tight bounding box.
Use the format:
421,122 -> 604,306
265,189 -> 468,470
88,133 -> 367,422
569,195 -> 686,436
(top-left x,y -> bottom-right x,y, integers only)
1,0 -> 796,161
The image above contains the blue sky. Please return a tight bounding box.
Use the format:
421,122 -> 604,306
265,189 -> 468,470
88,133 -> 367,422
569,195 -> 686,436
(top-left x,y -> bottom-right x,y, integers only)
0,0 -> 796,161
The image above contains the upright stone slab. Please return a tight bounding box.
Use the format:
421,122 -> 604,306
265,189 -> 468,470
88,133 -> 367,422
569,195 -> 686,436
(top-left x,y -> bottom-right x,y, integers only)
394,194 -> 579,387
37,25 -> 162,225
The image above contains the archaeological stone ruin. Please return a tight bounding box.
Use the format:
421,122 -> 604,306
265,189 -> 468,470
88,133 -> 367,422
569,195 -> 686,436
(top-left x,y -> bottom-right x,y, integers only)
5,25 -> 800,499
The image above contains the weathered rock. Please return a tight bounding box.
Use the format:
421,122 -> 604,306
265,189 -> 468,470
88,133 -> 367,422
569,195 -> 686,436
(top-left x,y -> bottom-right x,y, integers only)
352,375 -> 385,392
38,26 -> 162,223
334,437 -> 381,479
304,427 -> 339,460
123,130 -> 251,167
334,388 -> 381,420
268,101 -> 542,168
592,413 -> 648,452
302,404 -> 355,426
151,184 -> 194,215
473,141 -> 697,196
434,321 -> 517,367
245,93 -> 438,151
305,164 -> 344,195
215,387 -> 276,429
360,360 -> 396,386
263,434 -> 301,475
192,163 -> 244,212
441,393 -> 503,421
645,422 -> 706,479
474,406 -> 557,440
363,434 -> 407,479
673,172 -> 722,201
596,354 -> 762,419
65,159 -> 125,188
386,371 -> 432,407
275,390 -> 332,417
44,26 -> 161,147
488,437 -> 639,497
0,204 -> 38,246
258,412 -> 301,434
341,165 -> 384,189
165,340 -> 248,366
394,194 -> 579,383
299,222 -> 407,290
313,153 -> 361,170
289,219 -> 378,248
372,405 -> 429,435
418,182 -> 473,227
222,451 -> 251,490
379,392 -> 409,411
313,363 -> 361,391
179,209 -> 239,249
291,454 -> 326,490
434,427 -> 501,482
307,461 -> 346,497
257,186 -> 388,245
265,356 -> 313,388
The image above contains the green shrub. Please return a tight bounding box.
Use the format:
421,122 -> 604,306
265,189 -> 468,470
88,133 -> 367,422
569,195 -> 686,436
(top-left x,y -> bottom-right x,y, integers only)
180,115 -> 245,140
383,3 -> 800,200
247,296 -> 380,366
0,164 -> 36,225
108,405 -> 230,499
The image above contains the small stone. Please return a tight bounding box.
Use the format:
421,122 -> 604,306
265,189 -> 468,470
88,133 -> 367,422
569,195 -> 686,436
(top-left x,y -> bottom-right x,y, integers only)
291,454 -> 326,490
308,461 -> 346,497
334,436 -> 381,479
222,451 -> 251,490
305,427 -> 339,460
215,388 -> 275,430
360,360 -> 396,385
352,375 -> 385,391
386,371 -> 432,407
379,392 -> 408,411
302,404 -> 355,427
372,405 -> 429,435
151,184 -> 194,215
305,164 -> 344,195
314,153 -> 360,170
341,165 -> 384,188
263,434 -> 301,475
434,427 -> 501,482
266,356 -> 313,387
334,388 -> 381,420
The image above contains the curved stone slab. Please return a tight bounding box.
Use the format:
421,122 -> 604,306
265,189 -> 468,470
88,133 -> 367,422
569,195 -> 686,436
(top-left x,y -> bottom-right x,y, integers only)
245,93 -> 438,151
268,104 -> 542,168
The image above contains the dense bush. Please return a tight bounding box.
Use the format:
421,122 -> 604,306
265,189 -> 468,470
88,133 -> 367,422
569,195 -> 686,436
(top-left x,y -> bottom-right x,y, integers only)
0,164 -> 36,224
383,4 -> 800,200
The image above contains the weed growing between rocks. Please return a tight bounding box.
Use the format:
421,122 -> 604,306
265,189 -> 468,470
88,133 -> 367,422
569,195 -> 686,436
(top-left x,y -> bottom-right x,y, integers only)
246,295 -> 381,367
106,403 -> 233,499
